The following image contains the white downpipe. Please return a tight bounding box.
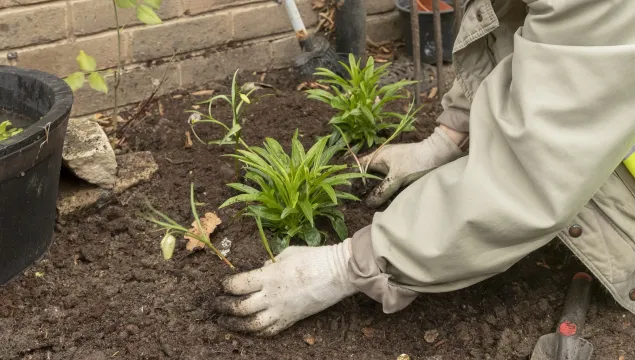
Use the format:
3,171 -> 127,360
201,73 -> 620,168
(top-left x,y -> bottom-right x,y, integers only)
283,0 -> 307,36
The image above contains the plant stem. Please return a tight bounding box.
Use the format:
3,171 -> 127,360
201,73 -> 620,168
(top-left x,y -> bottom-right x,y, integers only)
234,132 -> 241,180
112,0 -> 122,132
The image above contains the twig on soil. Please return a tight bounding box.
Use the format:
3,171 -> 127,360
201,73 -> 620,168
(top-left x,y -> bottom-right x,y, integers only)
164,157 -> 193,165
115,52 -> 178,136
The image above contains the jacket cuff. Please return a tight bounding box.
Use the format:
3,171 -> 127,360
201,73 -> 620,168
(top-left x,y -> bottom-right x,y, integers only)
436,108 -> 470,133
347,225 -> 419,314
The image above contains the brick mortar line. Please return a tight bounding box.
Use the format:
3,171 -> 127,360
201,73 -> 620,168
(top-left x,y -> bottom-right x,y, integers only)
0,9 -> 391,64
0,0 -> 63,11
67,0 -> 312,39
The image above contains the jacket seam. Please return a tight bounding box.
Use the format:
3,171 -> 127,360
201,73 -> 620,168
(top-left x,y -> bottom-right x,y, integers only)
559,231 -> 635,313
589,201 -> 616,283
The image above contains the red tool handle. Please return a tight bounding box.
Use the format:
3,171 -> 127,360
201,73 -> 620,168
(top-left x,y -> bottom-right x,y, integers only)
555,272 -> 593,360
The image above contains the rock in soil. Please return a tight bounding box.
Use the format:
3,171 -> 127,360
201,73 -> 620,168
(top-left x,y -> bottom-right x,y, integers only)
57,151 -> 158,217
62,118 -> 117,188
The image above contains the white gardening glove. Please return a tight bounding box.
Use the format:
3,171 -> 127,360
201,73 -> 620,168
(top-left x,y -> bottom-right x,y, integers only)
360,126 -> 465,208
213,238 -> 358,336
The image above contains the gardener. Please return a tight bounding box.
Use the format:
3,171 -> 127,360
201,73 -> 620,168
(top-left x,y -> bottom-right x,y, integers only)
213,0 -> 635,336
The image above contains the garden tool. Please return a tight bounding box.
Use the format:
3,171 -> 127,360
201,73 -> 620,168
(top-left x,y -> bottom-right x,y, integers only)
276,0 -> 342,78
530,272 -> 594,360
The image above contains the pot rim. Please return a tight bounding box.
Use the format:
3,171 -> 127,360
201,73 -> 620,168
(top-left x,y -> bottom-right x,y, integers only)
0,66 -> 73,155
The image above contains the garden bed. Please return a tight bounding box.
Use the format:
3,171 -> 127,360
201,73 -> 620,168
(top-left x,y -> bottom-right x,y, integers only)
1,68 -> 634,360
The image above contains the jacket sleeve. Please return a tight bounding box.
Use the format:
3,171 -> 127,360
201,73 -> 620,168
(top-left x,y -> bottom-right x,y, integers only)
436,78 -> 471,133
348,0 -> 635,313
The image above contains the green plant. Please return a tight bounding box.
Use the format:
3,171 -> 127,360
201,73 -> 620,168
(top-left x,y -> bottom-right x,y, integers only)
218,130 -> 378,256
145,183 -> 235,269
0,120 -> 23,141
343,98 -> 421,187
187,69 -> 257,179
305,54 -> 419,153
64,0 -> 164,131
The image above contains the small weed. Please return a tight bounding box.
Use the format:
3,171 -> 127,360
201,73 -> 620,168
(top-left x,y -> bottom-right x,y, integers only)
187,69 -> 257,179
0,120 -> 23,141
144,183 -> 235,270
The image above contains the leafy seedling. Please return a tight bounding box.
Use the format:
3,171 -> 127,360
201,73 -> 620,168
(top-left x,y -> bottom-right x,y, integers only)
306,54 -> 419,153
187,69 -> 259,179
145,183 -> 235,270
0,120 -> 23,141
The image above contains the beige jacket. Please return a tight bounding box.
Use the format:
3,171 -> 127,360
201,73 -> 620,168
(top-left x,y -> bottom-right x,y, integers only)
347,0 -> 635,315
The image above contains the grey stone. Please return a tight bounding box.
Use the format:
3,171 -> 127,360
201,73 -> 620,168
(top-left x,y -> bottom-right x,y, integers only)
62,118 -> 117,188
58,151 -> 158,217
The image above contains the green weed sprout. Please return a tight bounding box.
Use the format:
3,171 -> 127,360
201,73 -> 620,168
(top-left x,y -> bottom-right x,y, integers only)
218,130 -> 379,256
187,69 -> 257,179
305,54 -> 419,154
145,183 -> 235,270
0,121 -> 23,141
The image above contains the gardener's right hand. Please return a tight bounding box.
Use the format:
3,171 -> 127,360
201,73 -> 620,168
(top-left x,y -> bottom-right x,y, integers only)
212,238 -> 358,336
360,126 -> 466,208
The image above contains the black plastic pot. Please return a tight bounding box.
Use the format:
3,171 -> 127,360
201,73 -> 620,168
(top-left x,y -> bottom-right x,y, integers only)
396,0 -> 455,64
0,66 -> 73,286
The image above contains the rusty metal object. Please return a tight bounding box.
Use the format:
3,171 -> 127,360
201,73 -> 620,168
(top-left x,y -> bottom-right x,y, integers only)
410,0 -> 421,105
432,0 -> 444,99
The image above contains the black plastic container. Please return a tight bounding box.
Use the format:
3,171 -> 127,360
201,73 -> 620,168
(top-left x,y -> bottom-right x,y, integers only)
0,66 -> 73,285
396,0 -> 455,64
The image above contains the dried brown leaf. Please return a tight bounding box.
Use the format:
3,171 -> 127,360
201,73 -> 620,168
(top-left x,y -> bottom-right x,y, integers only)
303,334 -> 315,346
296,82 -> 309,91
185,212 -> 222,251
184,131 -> 193,148
191,104 -> 200,110
192,89 -> 215,97
158,101 -> 164,116
361,327 -> 375,338
428,87 -> 438,99
311,0 -> 325,9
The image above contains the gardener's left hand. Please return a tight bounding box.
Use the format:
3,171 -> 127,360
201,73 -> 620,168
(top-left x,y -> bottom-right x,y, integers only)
212,238 -> 358,336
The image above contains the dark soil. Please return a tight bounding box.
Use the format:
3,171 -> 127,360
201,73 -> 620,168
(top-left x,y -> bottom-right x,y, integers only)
2,68 -> 634,360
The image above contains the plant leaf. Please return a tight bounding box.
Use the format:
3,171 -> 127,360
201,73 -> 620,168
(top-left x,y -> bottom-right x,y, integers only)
280,207 -> 297,219
298,199 -> 314,227
321,184 -> 337,204
144,0 -> 161,9
303,226 -> 321,246
115,0 -> 137,8
64,72 -> 85,91
76,50 -> 96,72
137,4 -> 162,25
239,93 -> 250,104
331,216 -> 348,240
88,72 -> 108,93
218,193 -> 260,208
